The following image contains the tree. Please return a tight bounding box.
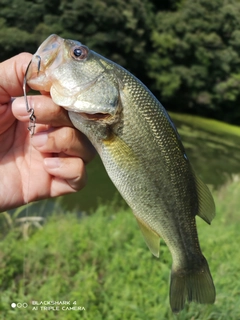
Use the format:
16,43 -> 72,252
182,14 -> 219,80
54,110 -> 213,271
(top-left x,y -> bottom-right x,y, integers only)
58,0 -> 155,84
2,0 -> 240,123
148,0 -> 240,123
0,0 -> 154,86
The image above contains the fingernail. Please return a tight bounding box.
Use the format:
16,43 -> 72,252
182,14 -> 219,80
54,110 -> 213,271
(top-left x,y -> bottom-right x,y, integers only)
44,158 -> 61,169
12,98 -> 28,117
31,133 -> 48,147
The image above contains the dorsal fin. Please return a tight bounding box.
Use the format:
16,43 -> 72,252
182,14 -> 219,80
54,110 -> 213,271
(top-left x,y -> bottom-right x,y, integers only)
135,216 -> 160,257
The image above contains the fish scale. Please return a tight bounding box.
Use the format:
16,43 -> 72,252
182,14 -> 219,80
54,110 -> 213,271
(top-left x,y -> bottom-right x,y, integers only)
26,34 -> 216,313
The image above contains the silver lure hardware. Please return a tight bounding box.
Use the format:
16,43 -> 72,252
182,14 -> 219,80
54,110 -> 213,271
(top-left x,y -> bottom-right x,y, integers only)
23,55 -> 41,135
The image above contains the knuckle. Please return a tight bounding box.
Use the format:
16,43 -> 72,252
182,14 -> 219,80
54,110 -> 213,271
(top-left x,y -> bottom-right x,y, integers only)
69,161 -> 87,191
61,127 -> 75,153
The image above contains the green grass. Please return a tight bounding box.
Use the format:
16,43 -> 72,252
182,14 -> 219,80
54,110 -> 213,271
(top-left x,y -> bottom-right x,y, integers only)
1,180 -> 240,320
169,112 -> 240,137
168,112 -> 240,187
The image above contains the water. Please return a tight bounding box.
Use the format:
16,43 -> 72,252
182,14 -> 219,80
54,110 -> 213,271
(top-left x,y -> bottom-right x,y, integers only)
58,113 -> 240,212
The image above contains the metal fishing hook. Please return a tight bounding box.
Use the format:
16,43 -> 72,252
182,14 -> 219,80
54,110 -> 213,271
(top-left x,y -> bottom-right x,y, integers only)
23,55 -> 41,136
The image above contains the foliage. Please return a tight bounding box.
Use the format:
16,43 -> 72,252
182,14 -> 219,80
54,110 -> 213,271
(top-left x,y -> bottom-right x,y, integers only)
169,112 -> 240,186
1,180 -> 240,319
148,0 -> 240,123
0,0 -> 155,85
2,0 -> 240,123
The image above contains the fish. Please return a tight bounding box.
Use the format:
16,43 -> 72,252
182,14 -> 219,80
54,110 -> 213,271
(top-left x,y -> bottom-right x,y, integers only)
25,34 -> 216,313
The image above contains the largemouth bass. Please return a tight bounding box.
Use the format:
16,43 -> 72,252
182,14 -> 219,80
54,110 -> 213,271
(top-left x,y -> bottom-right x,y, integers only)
26,34 -> 216,313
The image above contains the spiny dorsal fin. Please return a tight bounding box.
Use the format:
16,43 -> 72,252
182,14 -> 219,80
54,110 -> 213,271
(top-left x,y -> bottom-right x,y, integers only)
135,216 -> 160,257
193,171 -> 215,224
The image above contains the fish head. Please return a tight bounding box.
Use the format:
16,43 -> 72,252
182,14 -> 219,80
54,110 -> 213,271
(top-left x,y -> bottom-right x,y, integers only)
27,34 -> 121,143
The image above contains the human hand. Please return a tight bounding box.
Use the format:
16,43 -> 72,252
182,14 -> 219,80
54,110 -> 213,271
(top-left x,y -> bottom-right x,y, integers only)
0,53 -> 95,212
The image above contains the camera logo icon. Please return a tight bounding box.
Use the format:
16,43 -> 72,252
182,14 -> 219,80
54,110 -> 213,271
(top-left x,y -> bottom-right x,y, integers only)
11,302 -> 28,308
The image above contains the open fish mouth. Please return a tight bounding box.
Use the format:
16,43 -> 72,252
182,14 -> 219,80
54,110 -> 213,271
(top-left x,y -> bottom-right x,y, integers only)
78,112 -> 112,121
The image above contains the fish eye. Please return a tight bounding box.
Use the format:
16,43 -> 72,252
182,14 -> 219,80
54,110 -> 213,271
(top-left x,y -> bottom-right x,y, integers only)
71,46 -> 88,60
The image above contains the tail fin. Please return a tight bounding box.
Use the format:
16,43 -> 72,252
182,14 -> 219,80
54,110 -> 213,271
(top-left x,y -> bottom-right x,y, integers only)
170,257 -> 215,313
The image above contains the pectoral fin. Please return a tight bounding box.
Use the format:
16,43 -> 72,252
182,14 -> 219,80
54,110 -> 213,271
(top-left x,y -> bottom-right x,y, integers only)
136,217 -> 160,257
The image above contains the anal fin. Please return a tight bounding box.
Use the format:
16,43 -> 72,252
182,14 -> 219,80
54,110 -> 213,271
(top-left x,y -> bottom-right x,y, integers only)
136,217 -> 160,257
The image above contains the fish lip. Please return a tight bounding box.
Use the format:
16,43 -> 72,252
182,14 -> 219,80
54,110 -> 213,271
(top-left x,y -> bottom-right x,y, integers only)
34,34 -> 63,69
26,35 -> 64,90
38,34 -> 63,50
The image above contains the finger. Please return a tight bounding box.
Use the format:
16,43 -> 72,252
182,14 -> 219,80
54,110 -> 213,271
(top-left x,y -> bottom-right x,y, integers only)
12,95 -> 72,127
31,126 -> 96,163
0,53 -> 32,104
43,157 -> 87,193
0,101 -> 16,135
